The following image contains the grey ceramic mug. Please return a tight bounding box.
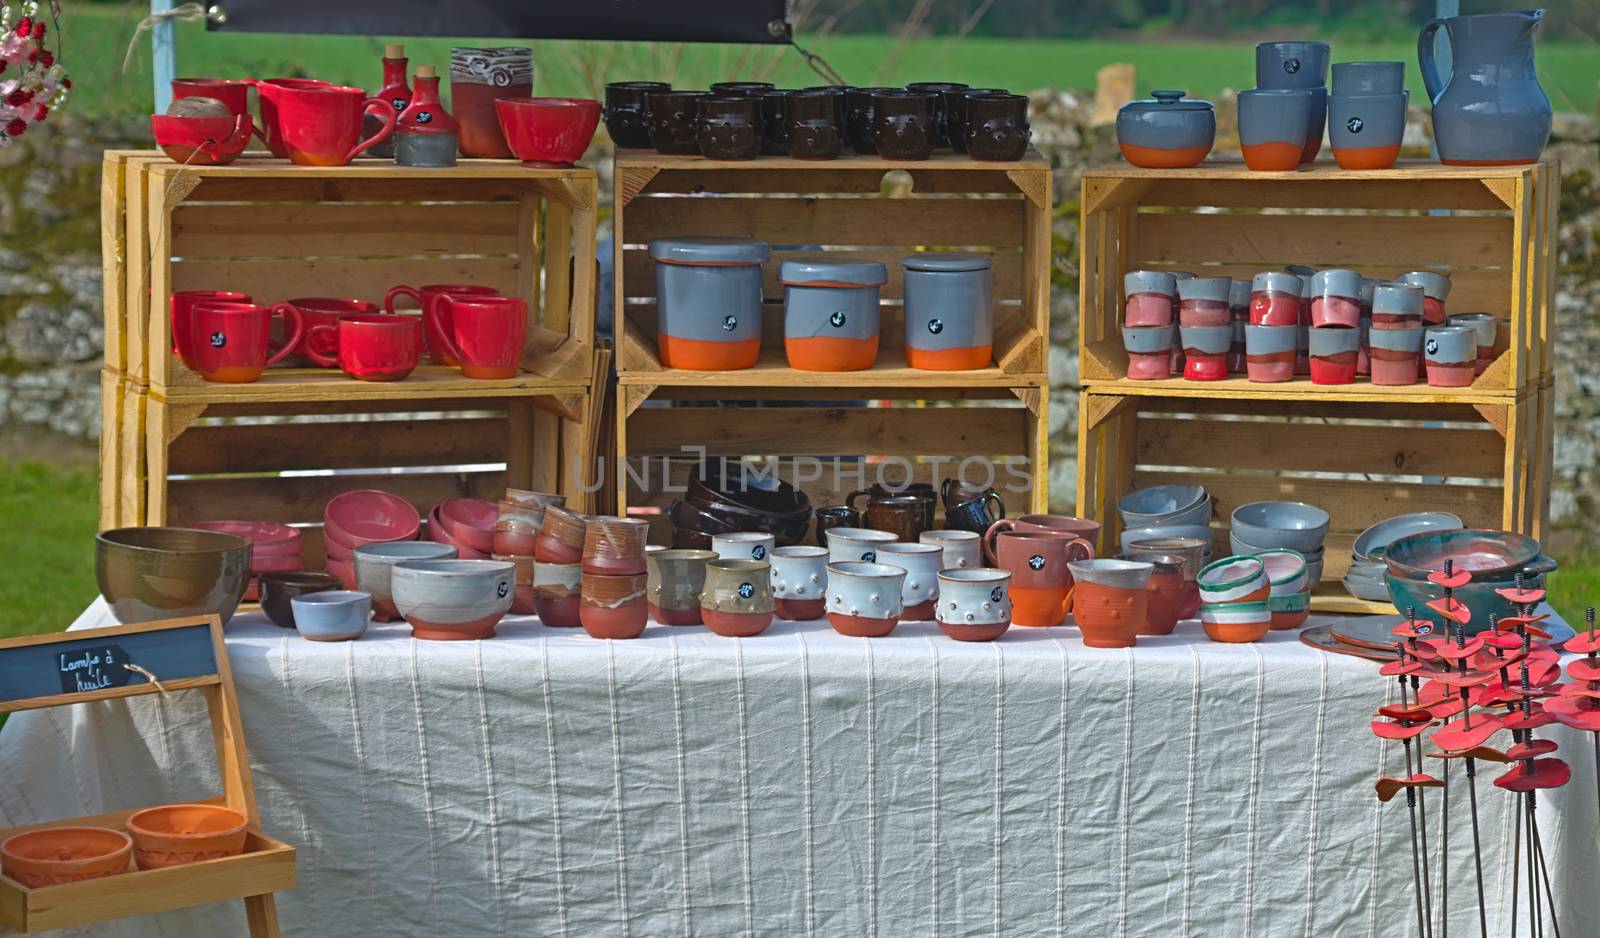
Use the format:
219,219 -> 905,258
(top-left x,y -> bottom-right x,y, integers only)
1331,61 -> 1405,95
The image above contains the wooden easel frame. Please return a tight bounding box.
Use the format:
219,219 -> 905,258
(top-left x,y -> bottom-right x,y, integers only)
0,615 -> 293,934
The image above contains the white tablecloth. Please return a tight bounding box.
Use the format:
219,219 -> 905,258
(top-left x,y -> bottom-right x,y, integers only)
1,600 -> 1594,937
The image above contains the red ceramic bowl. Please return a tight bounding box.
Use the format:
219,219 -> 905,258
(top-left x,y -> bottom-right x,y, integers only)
250,553 -> 304,574
187,520 -> 302,557
150,114 -> 250,165
438,498 -> 497,554
324,489 -> 420,548
323,536 -> 354,564
427,505 -> 489,560
494,97 -> 601,166
325,557 -> 357,590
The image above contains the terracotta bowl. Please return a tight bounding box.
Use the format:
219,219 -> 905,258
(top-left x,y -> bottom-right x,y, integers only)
186,520 -> 302,557
125,804 -> 249,869
323,536 -> 355,564
392,559 -> 516,640
438,498 -> 497,554
324,489 -> 421,549
96,527 -> 252,625
1,826 -> 132,887
428,504 -> 490,560
495,97 -> 602,166
150,113 -> 250,165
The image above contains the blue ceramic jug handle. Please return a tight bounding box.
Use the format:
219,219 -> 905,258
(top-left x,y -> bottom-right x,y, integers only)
1417,18 -> 1449,104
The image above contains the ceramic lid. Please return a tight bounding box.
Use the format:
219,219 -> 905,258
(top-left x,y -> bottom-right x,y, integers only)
1119,90 -> 1214,114
649,236 -> 772,265
900,252 -> 992,273
780,259 -> 888,287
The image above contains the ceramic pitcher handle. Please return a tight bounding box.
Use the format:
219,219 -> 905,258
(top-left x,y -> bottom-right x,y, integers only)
344,97 -> 397,163
303,324 -> 338,367
431,295 -> 466,366
983,491 -> 1006,521
264,302 -> 304,367
384,285 -> 421,315
845,490 -> 869,513
981,519 -> 1015,565
1417,18 -> 1449,103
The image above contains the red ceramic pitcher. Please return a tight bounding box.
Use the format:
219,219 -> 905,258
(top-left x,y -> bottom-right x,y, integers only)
254,78 -> 332,158
992,531 -> 1093,627
255,81 -> 397,166
433,295 -> 528,380
283,297 -> 382,362
305,314 -> 421,381
171,290 -> 250,368
384,283 -> 500,365
188,302 -> 304,383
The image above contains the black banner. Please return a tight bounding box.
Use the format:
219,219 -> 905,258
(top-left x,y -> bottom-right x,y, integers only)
207,0 -> 792,44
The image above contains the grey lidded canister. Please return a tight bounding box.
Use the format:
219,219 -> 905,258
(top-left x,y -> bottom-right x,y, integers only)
1373,283 -> 1424,317
1310,269 -> 1361,300
1122,324 -> 1176,353
1255,41 -> 1331,89
1252,271 -> 1303,296
1176,276 -> 1231,303
782,260 -> 887,343
900,253 -> 992,352
1399,270 -> 1451,301
1238,89 -> 1314,147
1370,325 -> 1424,353
1309,325 -> 1360,356
1124,270 -> 1178,298
1332,61 -> 1405,95
1179,324 -> 1231,355
1245,323 -> 1298,355
1328,93 -> 1407,152
394,131 -> 460,168
1424,326 -> 1475,364
1115,90 -> 1216,154
651,237 -> 772,345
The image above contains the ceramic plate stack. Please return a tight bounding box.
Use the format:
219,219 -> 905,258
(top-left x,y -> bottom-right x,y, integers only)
428,498 -> 497,560
1343,512 -> 1465,603
1229,501 -> 1330,587
673,463 -> 812,548
322,490 -> 422,589
1115,484 -> 1213,552
188,521 -> 303,602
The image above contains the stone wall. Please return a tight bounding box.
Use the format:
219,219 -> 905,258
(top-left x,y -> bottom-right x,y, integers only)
3,103 -> 1598,537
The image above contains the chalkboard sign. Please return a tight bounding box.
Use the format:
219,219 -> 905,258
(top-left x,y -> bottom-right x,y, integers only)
0,619 -> 220,711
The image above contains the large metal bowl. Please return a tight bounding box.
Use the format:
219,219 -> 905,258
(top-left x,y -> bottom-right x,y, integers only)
96,527 -> 253,625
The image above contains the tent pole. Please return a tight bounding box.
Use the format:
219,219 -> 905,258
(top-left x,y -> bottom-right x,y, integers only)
152,0 -> 175,113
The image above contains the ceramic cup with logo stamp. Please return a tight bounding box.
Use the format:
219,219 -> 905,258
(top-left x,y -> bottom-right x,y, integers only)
1447,312 -> 1499,374
1424,325 -> 1476,387
825,561 -> 906,637
1328,91 -> 1407,170
935,568 -> 1013,642
993,530 -> 1092,627
825,527 -> 899,565
711,532 -> 776,564
700,559 -> 775,637
782,259 -> 888,371
771,545 -> 829,620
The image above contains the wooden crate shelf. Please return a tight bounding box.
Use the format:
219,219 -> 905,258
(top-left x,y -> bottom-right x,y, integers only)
1078,160 -> 1559,397
112,156 -> 597,400
1075,385 -> 1551,613
613,150 -> 1052,386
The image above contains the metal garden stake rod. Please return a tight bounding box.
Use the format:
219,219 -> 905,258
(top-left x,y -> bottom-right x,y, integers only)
1391,640 -> 1430,938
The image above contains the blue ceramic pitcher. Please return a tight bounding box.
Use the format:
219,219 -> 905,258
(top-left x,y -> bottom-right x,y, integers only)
1418,9 -> 1551,165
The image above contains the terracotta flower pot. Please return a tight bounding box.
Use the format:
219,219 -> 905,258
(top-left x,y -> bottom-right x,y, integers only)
1,827 -> 132,887
579,572 -> 648,639
125,804 -> 248,869
700,559 -> 775,637
533,561 -> 582,627
646,549 -> 715,626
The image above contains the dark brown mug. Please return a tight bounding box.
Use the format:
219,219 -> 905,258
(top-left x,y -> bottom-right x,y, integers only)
757,87 -> 792,155
966,92 -> 1031,162
604,81 -> 670,149
845,86 -> 899,155
813,506 -> 861,546
946,87 -> 1007,155
847,484 -> 935,530
864,495 -> 927,542
786,89 -> 843,160
906,81 -> 969,147
646,90 -> 704,155
711,81 -> 775,95
696,95 -> 761,160
872,90 -> 937,161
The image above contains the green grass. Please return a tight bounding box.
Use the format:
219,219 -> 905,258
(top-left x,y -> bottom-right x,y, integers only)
0,462 -> 99,641
62,4 -> 1600,119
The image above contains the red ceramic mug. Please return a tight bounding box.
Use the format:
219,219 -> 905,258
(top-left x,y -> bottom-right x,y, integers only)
305,314 -> 421,381
255,81 -> 396,166
432,295 -> 529,379
283,297 -> 382,362
187,301 -> 304,383
384,283 -> 500,365
171,290 -> 251,367
171,78 -> 260,139
983,514 -> 1102,564
992,531 -> 1094,627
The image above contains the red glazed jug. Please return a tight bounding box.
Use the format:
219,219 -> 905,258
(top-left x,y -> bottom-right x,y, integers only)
255,82 -> 397,166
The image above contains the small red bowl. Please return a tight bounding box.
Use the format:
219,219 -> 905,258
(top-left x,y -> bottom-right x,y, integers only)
494,97 -> 601,167
324,489 -> 420,548
187,520 -> 302,557
427,505 -> 489,560
439,498 -> 496,554
150,114 -> 250,165
323,536 -> 354,564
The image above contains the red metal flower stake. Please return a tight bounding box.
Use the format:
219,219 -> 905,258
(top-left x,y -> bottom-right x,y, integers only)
1547,607 -> 1600,876
1378,619 -> 1441,938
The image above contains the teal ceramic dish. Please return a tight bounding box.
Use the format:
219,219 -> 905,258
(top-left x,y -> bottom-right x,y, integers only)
1383,528 -> 1556,634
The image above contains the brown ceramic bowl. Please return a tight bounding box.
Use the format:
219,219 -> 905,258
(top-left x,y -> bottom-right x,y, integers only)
258,571 -> 343,628
96,527 -> 253,625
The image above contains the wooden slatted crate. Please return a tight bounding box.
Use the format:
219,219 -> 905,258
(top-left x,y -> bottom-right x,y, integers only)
610,152 -> 1053,519
1076,385 -> 1552,614
120,158 -> 596,402
1078,160 -> 1559,396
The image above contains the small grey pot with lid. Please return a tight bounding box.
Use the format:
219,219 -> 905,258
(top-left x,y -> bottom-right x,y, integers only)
900,252 -> 993,360
1115,90 -> 1215,166
782,259 -> 888,347
651,236 -> 772,348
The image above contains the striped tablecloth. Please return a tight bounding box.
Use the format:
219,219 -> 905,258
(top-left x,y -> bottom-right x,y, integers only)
1,599 -> 1593,936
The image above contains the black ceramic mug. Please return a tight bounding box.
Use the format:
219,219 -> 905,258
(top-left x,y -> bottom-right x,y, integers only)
845,86 -> 900,155
966,92 -> 1031,162
786,89 -> 844,160
872,90 -> 937,161
757,87 -> 792,155
814,505 -> 861,547
802,85 -> 853,125
604,81 -> 670,149
944,490 -> 1006,534
946,87 -> 1007,154
906,81 -> 969,147
646,90 -> 705,155
696,95 -> 762,160
711,81 -> 776,95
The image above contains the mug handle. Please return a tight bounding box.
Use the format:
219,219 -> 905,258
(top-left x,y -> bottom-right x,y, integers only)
1060,584 -> 1076,619
982,518 -> 1016,565
264,302 -> 304,367
303,324 -> 338,367
940,478 -> 960,507
343,97 -> 397,163
430,294 -> 466,367
1066,536 -> 1095,563
983,491 -> 1006,522
845,490 -> 869,514
384,284 -> 422,315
